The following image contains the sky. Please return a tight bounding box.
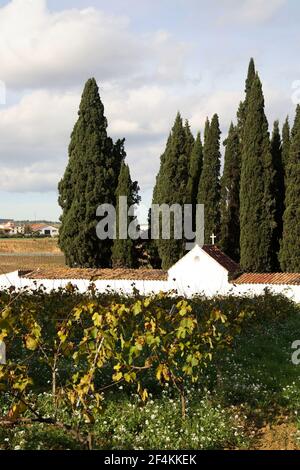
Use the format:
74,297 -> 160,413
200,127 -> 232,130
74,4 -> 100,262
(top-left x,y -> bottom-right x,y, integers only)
0,0 -> 299,222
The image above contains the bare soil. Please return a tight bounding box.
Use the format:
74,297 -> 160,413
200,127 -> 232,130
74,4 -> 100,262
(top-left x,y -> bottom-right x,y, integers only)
248,413 -> 300,450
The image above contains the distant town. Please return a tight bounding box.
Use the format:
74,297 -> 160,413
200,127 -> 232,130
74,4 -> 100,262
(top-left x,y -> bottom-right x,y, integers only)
0,219 -> 60,237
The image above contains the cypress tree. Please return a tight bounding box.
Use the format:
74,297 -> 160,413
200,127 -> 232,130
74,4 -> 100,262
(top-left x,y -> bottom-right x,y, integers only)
270,121 -> 284,269
186,132 -> 203,206
152,134 -> 171,206
220,123 -> 241,261
197,114 -> 221,244
152,113 -> 190,269
282,117 -> 291,177
279,105 -> 300,272
237,58 -> 256,142
111,162 -> 140,268
240,74 -> 276,272
58,78 -> 121,267
184,119 -> 195,160
145,208 -> 163,268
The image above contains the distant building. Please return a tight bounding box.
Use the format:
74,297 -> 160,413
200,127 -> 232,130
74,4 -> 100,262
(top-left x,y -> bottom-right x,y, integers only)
30,223 -> 59,237
11,224 -> 25,235
0,220 -> 15,234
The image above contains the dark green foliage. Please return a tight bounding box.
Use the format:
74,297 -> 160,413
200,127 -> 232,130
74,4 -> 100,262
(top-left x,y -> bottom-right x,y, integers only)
184,119 -> 195,162
240,74 -> 276,272
270,121 -> 284,270
186,132 -> 203,205
112,162 -> 140,268
237,58 -> 256,144
152,113 -> 191,269
58,78 -> 123,268
220,123 -> 241,262
113,138 -> 127,185
186,132 -> 203,236
146,208 -> 162,269
280,105 -> 300,272
197,115 -> 221,244
282,116 -> 291,179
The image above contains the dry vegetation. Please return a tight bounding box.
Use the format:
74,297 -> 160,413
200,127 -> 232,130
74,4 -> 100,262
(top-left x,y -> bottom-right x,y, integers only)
0,254 -> 66,275
0,238 -> 65,274
0,238 -> 61,254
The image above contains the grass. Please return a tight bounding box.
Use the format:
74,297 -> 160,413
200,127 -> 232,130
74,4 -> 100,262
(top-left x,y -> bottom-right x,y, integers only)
206,312 -> 300,449
0,389 -> 248,450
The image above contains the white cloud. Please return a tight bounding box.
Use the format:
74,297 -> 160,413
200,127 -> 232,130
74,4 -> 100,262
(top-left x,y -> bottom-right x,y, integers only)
0,163 -> 59,192
0,0 -> 143,88
219,0 -> 286,24
0,89 -> 79,166
0,0 -> 188,90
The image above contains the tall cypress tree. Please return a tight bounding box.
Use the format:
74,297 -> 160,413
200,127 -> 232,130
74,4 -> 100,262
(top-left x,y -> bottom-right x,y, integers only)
152,113 -> 190,269
186,132 -> 203,206
197,114 -> 221,244
112,162 -> 140,268
282,117 -> 291,178
240,74 -> 276,272
220,123 -> 241,261
184,119 -> 195,161
270,121 -> 284,269
237,58 -> 256,143
58,78 -> 121,267
279,105 -> 300,272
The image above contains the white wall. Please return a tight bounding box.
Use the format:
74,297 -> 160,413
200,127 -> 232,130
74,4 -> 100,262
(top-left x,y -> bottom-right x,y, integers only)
0,246 -> 299,303
0,271 -> 20,289
230,283 -> 300,304
0,272 -> 171,296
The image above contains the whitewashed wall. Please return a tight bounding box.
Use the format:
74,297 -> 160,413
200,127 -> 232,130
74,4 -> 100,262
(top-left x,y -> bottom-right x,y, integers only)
0,265 -> 299,303
0,271 -> 20,289
230,283 -> 300,304
0,272 -> 171,296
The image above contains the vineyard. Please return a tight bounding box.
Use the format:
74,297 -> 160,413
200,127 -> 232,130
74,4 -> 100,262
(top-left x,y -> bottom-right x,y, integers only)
0,288 -> 300,450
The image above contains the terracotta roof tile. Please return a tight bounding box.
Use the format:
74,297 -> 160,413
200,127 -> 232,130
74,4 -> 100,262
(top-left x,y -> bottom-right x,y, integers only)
231,272 -> 300,286
30,223 -> 48,231
202,245 -> 240,273
20,268 -> 168,281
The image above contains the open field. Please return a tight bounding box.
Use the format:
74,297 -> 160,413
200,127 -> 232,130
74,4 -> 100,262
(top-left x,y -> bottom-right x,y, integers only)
0,238 -> 65,274
0,238 -> 61,254
0,254 -> 66,274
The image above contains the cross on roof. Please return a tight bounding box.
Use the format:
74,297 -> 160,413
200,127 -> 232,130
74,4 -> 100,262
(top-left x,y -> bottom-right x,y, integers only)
210,233 -> 216,245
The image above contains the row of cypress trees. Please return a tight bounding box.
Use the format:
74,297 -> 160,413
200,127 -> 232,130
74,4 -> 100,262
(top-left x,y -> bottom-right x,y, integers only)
58,78 -> 139,268
58,62 -> 299,273
151,59 -> 300,272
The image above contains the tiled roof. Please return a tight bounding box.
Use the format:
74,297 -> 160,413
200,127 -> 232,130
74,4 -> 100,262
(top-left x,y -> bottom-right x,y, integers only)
231,273 -> 300,286
20,268 -> 168,281
202,245 -> 240,273
30,223 -> 48,231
